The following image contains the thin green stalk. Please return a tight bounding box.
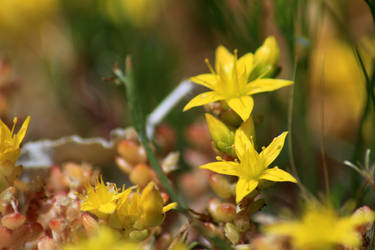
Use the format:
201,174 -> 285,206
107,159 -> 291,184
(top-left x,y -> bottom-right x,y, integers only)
114,57 -> 188,211
352,48 -> 374,161
318,54 -> 330,199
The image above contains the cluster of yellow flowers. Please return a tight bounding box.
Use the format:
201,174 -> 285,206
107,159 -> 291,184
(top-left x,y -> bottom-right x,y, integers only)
184,37 -> 375,250
80,178 -> 177,240
185,37 -> 296,204
0,117 -> 30,192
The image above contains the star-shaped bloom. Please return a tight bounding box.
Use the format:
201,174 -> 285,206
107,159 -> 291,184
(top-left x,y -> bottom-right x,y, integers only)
0,116 -> 30,192
80,177 -> 119,219
184,43 -> 293,121
265,202 -> 375,249
201,129 -> 297,203
0,116 -> 30,165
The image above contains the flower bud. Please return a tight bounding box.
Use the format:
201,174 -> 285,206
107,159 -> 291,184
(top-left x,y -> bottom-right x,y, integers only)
37,236 -> 58,250
205,113 -> 235,156
352,206 -> 374,233
225,222 -> 240,245
161,152 -> 180,174
208,198 -> 236,223
1,212 -> 25,230
81,213 -> 99,236
209,174 -> 234,199
116,156 -> 133,174
253,36 -> 280,78
128,229 -> 149,241
117,140 -> 147,165
135,182 -> 165,229
130,164 -> 155,187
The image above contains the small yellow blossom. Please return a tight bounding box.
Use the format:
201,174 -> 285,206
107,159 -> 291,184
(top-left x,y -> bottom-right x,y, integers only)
184,38 -> 292,121
201,129 -> 296,203
265,202 -> 375,250
0,117 -> 30,165
0,116 -> 30,192
63,226 -> 141,250
80,177 -> 119,219
113,181 -> 177,232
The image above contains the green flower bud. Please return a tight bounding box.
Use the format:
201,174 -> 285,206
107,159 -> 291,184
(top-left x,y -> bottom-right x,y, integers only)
209,174 -> 234,199
252,36 -> 280,79
208,198 -> 236,223
205,113 -> 235,156
224,223 -> 240,245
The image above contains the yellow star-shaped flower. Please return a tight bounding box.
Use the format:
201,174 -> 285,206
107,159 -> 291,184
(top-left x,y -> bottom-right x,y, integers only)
201,129 -> 297,203
265,202 -> 374,249
184,43 -> 293,121
80,177 -> 119,219
0,116 -> 30,165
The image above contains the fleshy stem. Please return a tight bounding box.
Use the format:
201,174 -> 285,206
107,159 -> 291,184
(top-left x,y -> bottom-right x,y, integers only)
114,57 -> 188,211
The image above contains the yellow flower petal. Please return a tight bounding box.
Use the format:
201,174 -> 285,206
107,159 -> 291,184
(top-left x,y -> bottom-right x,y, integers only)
99,203 -> 117,214
245,79 -> 293,95
237,53 -> 254,75
238,116 -> 255,142
226,95 -> 254,121
162,202 -> 178,213
259,131 -> 288,167
235,178 -> 258,203
200,161 -> 241,176
189,73 -> 216,90
215,45 -> 234,73
15,116 -> 30,146
183,91 -> 224,111
259,167 -> 297,183
234,128 -> 258,164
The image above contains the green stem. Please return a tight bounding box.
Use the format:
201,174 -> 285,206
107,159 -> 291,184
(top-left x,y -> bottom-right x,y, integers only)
114,57 -> 188,211
352,48 -> 374,161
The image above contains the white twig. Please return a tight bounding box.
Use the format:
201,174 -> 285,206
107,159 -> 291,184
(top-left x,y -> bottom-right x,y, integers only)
146,80 -> 194,139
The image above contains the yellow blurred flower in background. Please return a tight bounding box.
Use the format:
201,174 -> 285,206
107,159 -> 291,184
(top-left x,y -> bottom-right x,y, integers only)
265,202 -> 374,250
310,33 -> 375,139
0,0 -> 57,38
104,0 -> 167,28
63,226 -> 141,250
